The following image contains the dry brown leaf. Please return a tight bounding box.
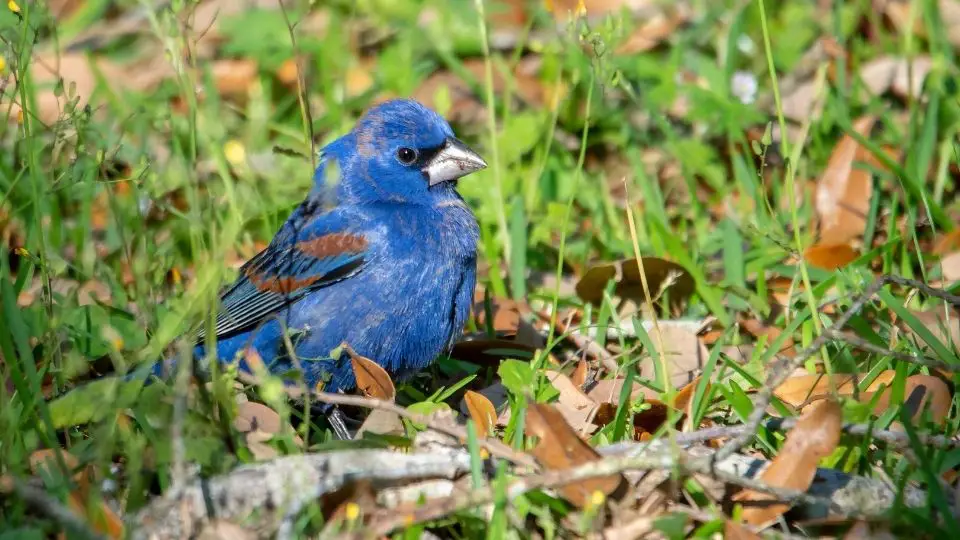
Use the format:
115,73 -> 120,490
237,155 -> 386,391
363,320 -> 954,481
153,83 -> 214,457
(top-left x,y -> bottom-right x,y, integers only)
586,377 -> 659,404
592,400 -> 669,441
472,290 -> 545,348
524,403 -> 623,507
803,243 -> 860,270
30,449 -> 124,538
774,372 -> 895,408
196,520 -> 257,540
576,258 -> 695,308
872,375 -> 952,426
547,0 -> 654,18
615,5 -> 690,54
780,79 -> 822,124
11,50 -> 173,124
906,308 -> 960,351
463,390 -> 497,437
939,252 -> 960,282
885,1 -> 960,49
933,230 -> 960,255
30,449 -> 82,486
548,371 -> 601,435
349,349 -> 396,400
734,399 -> 842,526
774,371 -> 951,425
210,59 -> 259,97
499,372 -> 599,434
355,409 -> 404,438
638,321 -> 710,388
234,402 -> 282,434
412,58 -> 561,125
235,402 -> 286,461
673,376 -> 706,417
859,56 -> 932,99
570,359 -> 588,387
724,520 -> 763,540
450,338 -> 540,368
815,116 -> 876,245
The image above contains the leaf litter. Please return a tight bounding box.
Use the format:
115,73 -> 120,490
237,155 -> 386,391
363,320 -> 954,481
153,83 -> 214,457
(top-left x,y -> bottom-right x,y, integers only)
9,0 -> 960,537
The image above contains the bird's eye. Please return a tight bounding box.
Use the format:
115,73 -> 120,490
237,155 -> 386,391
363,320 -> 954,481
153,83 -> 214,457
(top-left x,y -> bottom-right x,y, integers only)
396,147 -> 418,165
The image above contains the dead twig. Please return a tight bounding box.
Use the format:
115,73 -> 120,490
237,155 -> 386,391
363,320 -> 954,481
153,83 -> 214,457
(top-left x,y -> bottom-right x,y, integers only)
130,450 -> 472,540
714,275 -> 959,464
666,420 -> 960,450
300,387 -> 540,470
0,477 -> 105,540
366,444 -> 838,536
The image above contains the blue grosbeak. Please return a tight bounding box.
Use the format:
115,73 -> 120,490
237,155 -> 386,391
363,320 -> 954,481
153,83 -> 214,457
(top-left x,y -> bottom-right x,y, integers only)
187,99 -> 485,400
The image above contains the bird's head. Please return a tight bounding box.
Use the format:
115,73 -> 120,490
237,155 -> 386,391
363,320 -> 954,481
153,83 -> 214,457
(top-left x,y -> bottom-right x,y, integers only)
319,99 -> 487,205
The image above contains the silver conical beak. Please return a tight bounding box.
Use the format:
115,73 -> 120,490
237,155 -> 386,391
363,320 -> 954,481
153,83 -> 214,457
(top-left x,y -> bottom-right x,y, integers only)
423,137 -> 487,186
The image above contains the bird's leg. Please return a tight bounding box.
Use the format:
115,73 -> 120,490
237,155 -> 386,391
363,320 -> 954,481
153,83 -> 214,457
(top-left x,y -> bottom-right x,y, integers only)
328,407 -> 353,440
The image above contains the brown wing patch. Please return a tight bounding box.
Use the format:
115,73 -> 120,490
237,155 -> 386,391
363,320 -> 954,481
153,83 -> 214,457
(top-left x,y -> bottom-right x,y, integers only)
296,233 -> 368,258
245,272 -> 323,294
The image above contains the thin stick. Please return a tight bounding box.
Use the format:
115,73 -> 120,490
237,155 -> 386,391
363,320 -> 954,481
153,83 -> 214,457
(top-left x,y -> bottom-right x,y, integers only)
366,448 -> 836,535
298,387 -> 539,470
715,274 -> 960,463
666,420 -> 960,450
0,478 -> 105,540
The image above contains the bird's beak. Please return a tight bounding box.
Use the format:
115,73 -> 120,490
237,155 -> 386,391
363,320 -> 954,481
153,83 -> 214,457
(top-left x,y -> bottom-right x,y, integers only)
423,137 -> 487,187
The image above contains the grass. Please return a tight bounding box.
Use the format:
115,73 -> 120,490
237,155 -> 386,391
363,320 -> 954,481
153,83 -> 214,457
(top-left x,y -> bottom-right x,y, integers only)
2,0 -> 960,537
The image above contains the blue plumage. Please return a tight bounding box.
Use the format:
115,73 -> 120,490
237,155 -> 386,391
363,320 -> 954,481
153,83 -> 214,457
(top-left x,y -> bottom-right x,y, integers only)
194,99 -> 485,393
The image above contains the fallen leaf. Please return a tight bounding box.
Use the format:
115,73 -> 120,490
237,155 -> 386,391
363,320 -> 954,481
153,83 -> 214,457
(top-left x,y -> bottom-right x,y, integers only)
498,372 -> 599,435
350,349 -> 396,400
873,375 -> 952,426
906,308 -> 960,351
725,520 -> 763,540
30,449 -> 124,538
615,5 -> 690,54
774,372 -> 895,408
815,116 -> 876,245
412,57 -> 562,125
586,378 -> 658,404
210,59 -> 259,97
547,371 -> 601,435
638,321 -> 710,388
235,402 -> 285,461
570,359 -> 588,387
859,56 -> 933,99
933,230 -> 960,255
234,402 -> 282,434
803,243 -> 860,270
547,0 -> 656,19
593,400 -> 669,441
940,253 -> 960,282
673,376 -> 707,417
9,50 -> 173,124
463,390 -> 497,437
524,403 -> 624,507
774,371 -> 951,424
576,258 -> 695,309
356,409 -> 404,438
780,79 -> 822,124
196,520 -> 257,540
740,318 -> 796,358
450,338 -> 539,367
30,449 -> 83,486
472,290 -> 545,348
734,399 -> 842,526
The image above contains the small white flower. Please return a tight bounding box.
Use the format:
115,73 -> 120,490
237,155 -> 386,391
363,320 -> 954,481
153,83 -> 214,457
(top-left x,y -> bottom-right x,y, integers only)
731,71 -> 758,104
737,34 -> 755,55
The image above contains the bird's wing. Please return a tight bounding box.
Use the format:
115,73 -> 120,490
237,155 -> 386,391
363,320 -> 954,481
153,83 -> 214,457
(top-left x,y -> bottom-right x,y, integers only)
198,208 -> 370,341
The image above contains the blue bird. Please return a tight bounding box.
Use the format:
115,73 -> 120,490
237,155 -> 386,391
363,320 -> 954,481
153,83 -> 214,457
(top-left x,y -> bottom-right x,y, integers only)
186,99 -> 485,411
